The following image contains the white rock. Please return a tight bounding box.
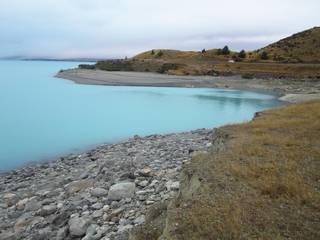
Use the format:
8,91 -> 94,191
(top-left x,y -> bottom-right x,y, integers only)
137,180 -> 149,187
91,202 -> 103,210
103,205 -> 110,212
146,200 -> 155,205
166,180 -> 180,191
16,198 -> 30,210
134,215 -> 145,225
3,193 -> 19,207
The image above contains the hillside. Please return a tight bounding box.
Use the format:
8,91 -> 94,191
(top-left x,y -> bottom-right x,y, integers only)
130,100 -> 320,240
85,27 -> 320,78
254,27 -> 320,63
134,49 -> 235,62
134,27 -> 320,63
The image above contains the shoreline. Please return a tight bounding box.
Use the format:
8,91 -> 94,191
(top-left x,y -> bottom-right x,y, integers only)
0,129 -> 202,175
0,128 -> 215,239
56,69 -> 320,103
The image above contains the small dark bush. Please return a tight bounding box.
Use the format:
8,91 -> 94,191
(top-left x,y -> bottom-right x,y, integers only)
79,64 -> 95,70
156,50 -> 163,58
242,73 -> 254,79
238,50 -> 246,58
260,51 -> 269,60
157,63 -> 181,74
201,49 -> 206,54
221,46 -> 230,55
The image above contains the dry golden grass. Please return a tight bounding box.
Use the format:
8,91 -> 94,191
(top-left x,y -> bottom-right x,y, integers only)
131,101 -> 320,240
135,27 -> 320,64
128,27 -> 320,78
132,50 -> 320,78
213,62 -> 320,78
251,27 -> 320,63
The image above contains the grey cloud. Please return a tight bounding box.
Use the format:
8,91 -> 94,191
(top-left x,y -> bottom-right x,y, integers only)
0,0 -> 319,58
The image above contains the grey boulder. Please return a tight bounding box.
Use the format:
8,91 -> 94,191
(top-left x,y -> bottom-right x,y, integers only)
107,182 -> 135,201
68,216 -> 91,237
90,187 -> 108,197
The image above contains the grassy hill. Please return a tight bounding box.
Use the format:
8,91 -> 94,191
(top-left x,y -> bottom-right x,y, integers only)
89,27 -> 320,78
134,48 -> 236,62
134,27 -> 320,63
253,27 -> 320,63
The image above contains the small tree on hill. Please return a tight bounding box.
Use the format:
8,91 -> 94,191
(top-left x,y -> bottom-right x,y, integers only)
201,49 -> 206,54
260,51 -> 269,60
151,50 -> 155,55
156,50 -> 163,57
222,45 -> 230,55
238,50 -> 246,58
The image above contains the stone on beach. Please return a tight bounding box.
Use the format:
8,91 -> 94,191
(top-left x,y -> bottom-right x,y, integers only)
137,167 -> 153,177
166,180 -> 180,191
65,180 -> 93,194
68,216 -> 91,237
107,182 -> 136,201
91,187 -> 108,197
3,193 -> 19,207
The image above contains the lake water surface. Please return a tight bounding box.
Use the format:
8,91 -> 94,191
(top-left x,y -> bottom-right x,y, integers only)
0,60 -> 283,170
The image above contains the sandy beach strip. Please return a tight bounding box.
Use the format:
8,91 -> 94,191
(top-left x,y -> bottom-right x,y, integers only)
56,69 -> 320,103
56,69 -> 226,88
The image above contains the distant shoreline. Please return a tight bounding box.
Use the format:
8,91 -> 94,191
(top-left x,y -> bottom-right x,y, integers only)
56,69 -> 320,103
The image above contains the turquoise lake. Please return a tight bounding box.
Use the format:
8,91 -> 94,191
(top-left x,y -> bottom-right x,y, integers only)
0,60 -> 283,171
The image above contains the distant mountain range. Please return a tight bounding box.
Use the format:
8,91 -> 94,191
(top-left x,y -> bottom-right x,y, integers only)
0,56 -> 104,62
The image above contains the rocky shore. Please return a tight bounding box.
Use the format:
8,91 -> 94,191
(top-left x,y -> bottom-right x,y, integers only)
0,129 -> 214,240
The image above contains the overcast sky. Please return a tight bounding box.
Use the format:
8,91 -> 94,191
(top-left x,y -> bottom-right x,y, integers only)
0,0 -> 319,59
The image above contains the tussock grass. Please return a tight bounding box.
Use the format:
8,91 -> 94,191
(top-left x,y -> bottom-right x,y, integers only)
213,62 -> 320,78
253,27 -> 320,63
